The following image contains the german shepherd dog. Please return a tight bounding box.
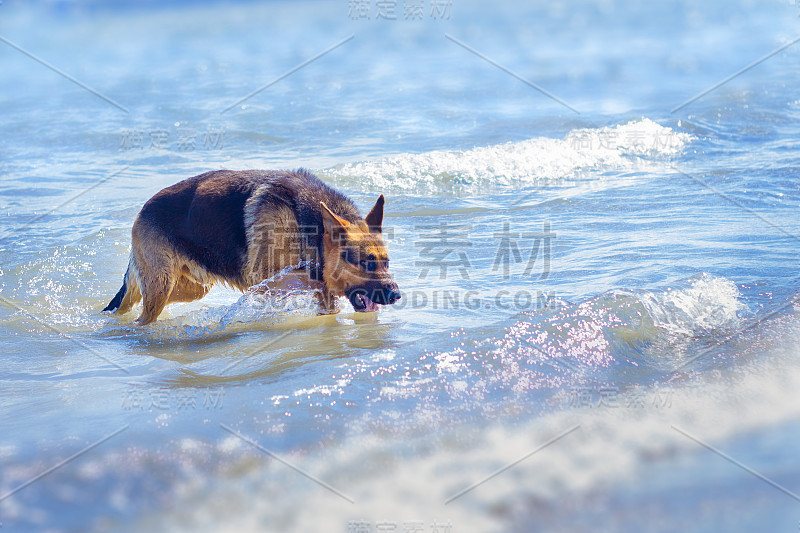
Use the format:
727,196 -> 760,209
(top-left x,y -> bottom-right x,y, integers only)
103,169 -> 400,324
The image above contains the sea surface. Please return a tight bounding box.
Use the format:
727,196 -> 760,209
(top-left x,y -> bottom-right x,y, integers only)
1,0 -> 800,531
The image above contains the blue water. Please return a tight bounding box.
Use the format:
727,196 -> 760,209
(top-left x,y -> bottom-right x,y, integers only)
1,0 -> 800,531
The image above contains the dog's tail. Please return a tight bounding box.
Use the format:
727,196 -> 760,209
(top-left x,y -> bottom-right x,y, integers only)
103,266 -> 130,313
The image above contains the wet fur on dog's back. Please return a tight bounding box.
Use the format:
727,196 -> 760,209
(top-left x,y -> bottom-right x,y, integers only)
138,169 -> 359,285
103,169 -> 400,324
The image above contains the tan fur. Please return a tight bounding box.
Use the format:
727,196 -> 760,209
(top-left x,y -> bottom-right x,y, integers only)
320,203 -> 394,308
124,216 -> 227,324
243,205 -> 303,287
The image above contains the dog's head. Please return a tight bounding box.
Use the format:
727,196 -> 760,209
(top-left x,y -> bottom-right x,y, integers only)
320,195 -> 400,312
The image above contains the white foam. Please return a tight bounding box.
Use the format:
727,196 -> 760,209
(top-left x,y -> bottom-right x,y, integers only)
322,118 -> 693,194
638,273 -> 745,336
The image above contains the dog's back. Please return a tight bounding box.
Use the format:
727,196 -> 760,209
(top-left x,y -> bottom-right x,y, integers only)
137,170 -> 258,285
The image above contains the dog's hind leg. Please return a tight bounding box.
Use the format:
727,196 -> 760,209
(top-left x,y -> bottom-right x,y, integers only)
168,275 -> 211,304
136,270 -> 174,325
131,223 -> 178,325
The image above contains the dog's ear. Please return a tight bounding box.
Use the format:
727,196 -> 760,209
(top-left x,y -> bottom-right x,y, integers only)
365,194 -> 384,234
320,201 -> 350,245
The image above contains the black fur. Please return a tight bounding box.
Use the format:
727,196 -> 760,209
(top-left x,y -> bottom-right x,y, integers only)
138,170 -> 257,284
103,273 -> 127,312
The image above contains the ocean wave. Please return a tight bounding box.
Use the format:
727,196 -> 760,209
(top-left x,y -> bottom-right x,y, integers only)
322,118 -> 693,195
493,273 -> 744,378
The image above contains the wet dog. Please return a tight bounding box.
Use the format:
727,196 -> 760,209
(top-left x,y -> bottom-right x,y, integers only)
103,169 -> 400,324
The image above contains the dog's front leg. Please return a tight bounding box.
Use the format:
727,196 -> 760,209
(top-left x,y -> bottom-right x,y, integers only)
315,287 -> 341,315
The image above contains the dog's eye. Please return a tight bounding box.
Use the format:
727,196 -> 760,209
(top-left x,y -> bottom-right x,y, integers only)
359,260 -> 377,273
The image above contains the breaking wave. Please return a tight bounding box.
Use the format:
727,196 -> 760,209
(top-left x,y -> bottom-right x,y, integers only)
322,118 -> 693,194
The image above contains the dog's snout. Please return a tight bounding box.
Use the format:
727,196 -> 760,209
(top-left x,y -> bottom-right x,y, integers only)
369,285 -> 401,305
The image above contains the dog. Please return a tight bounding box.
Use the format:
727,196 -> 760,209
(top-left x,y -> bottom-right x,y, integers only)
103,168 -> 400,324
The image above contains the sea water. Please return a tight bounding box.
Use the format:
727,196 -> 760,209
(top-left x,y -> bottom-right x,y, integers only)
1,0 -> 799,531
